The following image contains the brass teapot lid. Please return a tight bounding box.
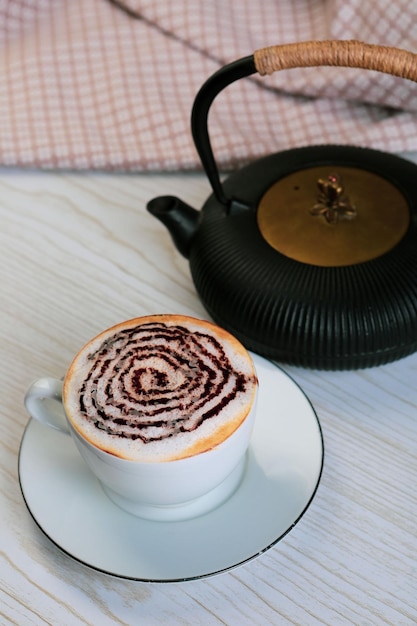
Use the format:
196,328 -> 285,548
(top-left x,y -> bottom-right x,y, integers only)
257,165 -> 410,266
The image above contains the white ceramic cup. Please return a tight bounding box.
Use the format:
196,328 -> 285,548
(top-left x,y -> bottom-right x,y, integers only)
24,316 -> 258,521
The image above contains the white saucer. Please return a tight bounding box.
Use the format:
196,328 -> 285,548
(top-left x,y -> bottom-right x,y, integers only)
19,354 -> 324,582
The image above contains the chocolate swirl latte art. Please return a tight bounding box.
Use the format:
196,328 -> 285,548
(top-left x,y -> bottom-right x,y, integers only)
63,315 -> 258,462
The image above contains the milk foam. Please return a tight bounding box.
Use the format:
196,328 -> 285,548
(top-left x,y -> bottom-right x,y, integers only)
63,315 -> 258,462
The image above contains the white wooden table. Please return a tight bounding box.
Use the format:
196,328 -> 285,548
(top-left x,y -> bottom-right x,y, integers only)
1,167 -> 416,625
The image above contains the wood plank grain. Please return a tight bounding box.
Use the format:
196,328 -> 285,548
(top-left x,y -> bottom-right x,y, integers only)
1,169 -> 416,625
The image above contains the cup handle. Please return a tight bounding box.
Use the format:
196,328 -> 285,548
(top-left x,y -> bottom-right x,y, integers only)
24,378 -> 70,434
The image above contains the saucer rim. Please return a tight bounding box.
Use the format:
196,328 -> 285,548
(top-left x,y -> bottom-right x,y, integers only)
18,357 -> 324,583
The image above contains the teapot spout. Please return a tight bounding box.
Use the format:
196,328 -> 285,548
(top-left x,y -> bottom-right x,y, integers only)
147,196 -> 199,258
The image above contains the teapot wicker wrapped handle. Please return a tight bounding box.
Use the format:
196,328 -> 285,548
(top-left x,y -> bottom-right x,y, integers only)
192,40 -> 417,207
254,40 -> 417,77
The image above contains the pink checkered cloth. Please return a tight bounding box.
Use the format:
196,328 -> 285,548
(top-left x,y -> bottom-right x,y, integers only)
1,0 -> 417,172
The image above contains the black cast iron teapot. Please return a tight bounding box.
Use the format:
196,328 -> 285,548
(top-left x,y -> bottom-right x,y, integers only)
147,40 -> 417,370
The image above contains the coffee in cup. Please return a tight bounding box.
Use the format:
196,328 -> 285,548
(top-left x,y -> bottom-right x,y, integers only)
25,314 -> 258,520
64,314 -> 257,462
